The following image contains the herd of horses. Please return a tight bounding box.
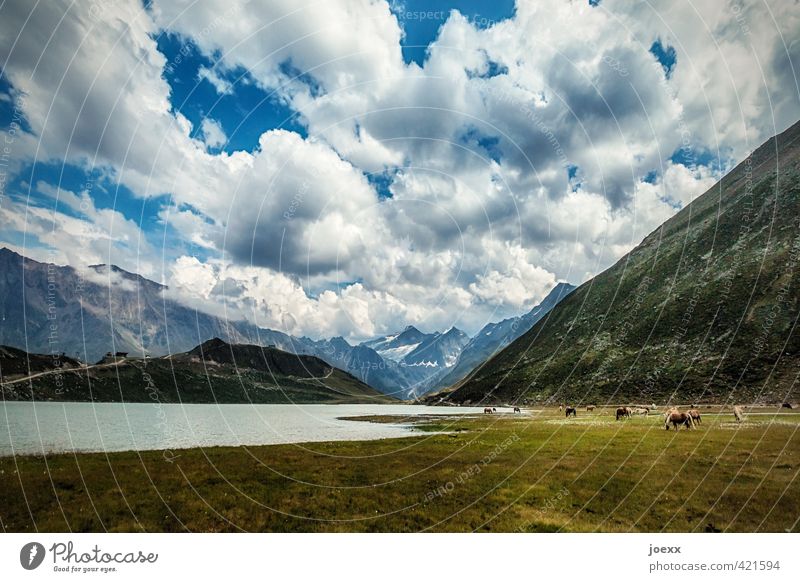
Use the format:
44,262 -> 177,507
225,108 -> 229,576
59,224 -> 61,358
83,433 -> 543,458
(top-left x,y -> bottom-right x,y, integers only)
483,403 -> 750,430
485,406 -> 523,414
542,403 -> 749,429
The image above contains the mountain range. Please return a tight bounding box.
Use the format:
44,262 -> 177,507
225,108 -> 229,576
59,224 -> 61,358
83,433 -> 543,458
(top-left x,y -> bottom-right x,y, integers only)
430,120 -> 800,406
0,247 -> 573,400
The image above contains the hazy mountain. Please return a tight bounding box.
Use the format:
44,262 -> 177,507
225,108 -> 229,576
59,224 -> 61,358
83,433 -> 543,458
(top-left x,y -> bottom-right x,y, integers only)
0,339 -> 394,404
432,282 -> 575,390
0,248 -> 253,362
433,121 -> 800,406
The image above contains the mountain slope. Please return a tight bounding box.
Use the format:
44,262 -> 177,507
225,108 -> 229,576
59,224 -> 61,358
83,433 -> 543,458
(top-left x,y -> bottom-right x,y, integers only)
440,121 -> 800,405
0,249 -> 253,362
0,345 -> 82,377
433,282 -> 575,390
0,339 -> 395,404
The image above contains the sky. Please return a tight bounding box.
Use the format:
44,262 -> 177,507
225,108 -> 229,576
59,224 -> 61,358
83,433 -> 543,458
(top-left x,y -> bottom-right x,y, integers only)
0,0 -> 798,342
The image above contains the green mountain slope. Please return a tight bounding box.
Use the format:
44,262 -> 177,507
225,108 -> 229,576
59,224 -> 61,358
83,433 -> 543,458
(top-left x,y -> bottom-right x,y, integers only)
439,121 -> 800,405
0,339 -> 396,404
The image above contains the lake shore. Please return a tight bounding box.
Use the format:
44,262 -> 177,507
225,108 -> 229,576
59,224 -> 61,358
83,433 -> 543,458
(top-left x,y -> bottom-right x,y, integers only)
1,408 -> 798,532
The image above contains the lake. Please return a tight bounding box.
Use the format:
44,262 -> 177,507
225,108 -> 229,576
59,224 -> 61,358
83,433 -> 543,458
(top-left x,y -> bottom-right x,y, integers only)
0,402 -> 505,456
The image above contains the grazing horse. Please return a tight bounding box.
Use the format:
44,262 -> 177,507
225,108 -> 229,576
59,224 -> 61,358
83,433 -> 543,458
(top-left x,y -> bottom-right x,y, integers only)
664,411 -> 694,430
615,406 -> 631,420
565,406 -> 577,418
483,407 -> 493,414
688,409 -> 702,425
513,406 -> 521,413
733,405 -> 744,423
586,405 -> 596,411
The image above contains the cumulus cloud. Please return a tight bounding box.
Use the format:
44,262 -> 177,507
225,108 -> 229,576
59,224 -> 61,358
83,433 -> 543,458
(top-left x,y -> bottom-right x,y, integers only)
200,118 -> 227,149
0,0 -> 797,340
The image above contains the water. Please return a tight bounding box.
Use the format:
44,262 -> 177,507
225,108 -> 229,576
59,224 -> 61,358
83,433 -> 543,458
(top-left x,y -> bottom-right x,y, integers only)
0,402 -> 502,456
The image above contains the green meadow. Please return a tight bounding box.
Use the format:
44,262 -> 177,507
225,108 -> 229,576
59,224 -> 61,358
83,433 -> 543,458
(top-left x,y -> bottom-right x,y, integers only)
1,407 -> 798,532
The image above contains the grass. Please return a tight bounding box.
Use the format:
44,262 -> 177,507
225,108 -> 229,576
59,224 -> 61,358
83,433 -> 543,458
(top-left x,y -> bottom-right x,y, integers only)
1,407 -> 798,532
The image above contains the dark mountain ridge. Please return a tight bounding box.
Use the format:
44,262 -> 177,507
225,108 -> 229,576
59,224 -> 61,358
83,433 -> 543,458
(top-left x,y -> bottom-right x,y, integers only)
0,339 -> 394,404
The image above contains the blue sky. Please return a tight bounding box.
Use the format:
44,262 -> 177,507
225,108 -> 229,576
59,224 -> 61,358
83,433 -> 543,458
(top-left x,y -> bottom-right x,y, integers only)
391,0 -> 516,65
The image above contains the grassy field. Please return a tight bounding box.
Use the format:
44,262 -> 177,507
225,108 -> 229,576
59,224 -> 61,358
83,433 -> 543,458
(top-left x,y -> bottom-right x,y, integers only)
1,406 -> 798,532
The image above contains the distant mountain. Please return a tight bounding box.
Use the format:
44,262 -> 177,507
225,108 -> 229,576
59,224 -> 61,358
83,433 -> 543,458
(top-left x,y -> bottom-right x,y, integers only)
0,339 -> 395,404
432,282 -> 575,390
362,325 -> 430,361
358,325 -> 470,398
434,120 -> 800,406
405,327 -> 470,369
0,248 -> 254,362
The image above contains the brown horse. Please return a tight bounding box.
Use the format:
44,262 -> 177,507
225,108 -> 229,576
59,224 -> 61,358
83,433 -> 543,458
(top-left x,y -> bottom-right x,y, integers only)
483,407 -> 493,414
615,406 -> 631,420
664,411 -> 694,430
733,405 -> 744,423
513,407 -> 521,413
586,405 -> 596,411
565,406 -> 577,418
688,409 -> 702,425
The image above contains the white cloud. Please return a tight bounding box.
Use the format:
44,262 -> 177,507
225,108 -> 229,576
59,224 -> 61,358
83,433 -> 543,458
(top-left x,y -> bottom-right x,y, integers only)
0,0 -> 797,340
198,66 -> 233,95
200,118 -> 227,149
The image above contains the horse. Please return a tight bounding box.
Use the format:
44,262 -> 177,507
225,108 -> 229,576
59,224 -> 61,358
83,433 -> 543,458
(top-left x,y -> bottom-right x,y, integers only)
483,407 -> 493,414
513,407 -> 521,413
688,409 -> 702,425
565,406 -> 577,418
631,407 -> 649,416
492,407 -> 497,413
586,405 -> 596,411
664,411 -> 694,430
559,404 -> 564,412
615,406 -> 631,420
733,405 -> 744,423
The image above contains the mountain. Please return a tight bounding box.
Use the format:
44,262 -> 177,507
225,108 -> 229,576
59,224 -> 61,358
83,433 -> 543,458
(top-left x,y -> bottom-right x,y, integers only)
0,248 -> 254,362
358,325 -> 470,398
0,340 -> 395,404
404,327 -> 470,369
0,345 -> 82,377
432,282 -> 575,390
362,325 -> 431,361
435,121 -> 800,406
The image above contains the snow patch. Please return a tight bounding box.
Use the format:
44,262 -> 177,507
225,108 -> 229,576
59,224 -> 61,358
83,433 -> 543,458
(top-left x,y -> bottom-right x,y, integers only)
377,342 -> 420,362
